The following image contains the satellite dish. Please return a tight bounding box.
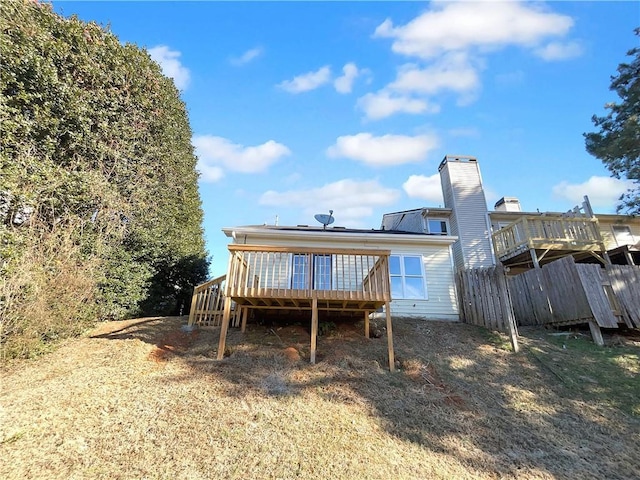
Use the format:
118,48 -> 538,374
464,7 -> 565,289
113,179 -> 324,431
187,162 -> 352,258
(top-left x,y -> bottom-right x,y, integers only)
314,210 -> 334,230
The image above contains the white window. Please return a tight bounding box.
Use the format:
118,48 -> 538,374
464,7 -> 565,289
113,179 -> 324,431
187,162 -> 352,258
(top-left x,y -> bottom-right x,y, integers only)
313,254 -> 332,290
290,254 -> 332,290
424,217 -> 449,235
291,254 -> 309,289
612,225 -> 635,246
389,255 -> 427,299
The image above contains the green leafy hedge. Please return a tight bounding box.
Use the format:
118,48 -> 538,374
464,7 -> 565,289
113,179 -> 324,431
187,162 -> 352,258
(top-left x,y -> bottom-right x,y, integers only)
1,1 -> 209,357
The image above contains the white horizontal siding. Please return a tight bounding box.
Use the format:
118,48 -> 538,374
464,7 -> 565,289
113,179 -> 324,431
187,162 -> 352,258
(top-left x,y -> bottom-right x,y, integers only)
441,160 -> 494,270
384,245 -> 458,320
440,165 -> 464,270
598,219 -> 640,249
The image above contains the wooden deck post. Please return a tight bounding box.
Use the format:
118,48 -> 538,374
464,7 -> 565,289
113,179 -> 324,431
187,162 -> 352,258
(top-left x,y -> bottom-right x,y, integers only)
385,302 -> 395,371
310,297 -> 318,364
240,307 -> 249,333
623,249 -> 635,265
216,299 -> 233,360
187,288 -> 199,326
529,248 -> 541,269
588,320 -> 605,347
364,310 -> 370,338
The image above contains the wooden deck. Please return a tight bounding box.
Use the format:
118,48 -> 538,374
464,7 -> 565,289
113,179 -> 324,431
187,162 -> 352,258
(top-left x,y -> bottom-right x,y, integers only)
225,244 -> 390,306
191,244 -> 395,370
492,216 -> 606,269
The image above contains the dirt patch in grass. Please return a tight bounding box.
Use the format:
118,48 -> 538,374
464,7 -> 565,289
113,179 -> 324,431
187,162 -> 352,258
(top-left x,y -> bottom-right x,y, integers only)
1,316 -> 639,480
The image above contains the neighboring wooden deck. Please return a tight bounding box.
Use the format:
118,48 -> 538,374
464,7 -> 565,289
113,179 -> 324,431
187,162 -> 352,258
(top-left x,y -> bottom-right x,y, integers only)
492,216 -> 606,269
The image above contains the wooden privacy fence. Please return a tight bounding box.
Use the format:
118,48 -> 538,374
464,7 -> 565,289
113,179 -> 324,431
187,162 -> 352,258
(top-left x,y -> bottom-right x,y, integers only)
456,266 -> 519,351
508,269 -> 553,325
508,257 -> 640,329
607,265 -> 640,328
459,257 -> 640,347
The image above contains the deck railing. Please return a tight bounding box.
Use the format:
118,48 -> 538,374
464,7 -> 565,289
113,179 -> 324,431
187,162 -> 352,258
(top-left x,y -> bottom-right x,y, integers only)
188,275 -> 241,327
225,244 -> 391,304
492,216 -> 602,261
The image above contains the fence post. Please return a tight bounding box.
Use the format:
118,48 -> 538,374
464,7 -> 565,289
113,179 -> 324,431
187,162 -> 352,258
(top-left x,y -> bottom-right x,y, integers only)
497,266 -> 519,352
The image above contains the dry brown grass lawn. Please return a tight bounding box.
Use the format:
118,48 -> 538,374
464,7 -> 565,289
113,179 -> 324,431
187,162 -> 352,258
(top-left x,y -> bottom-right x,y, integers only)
1,316 -> 639,480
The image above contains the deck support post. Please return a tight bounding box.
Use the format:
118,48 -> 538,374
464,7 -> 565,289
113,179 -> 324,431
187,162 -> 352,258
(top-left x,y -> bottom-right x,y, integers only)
187,288 -> 199,326
623,249 -> 635,265
529,248 -> 541,269
240,307 -> 249,333
588,320 -> 605,347
310,297 -> 318,364
216,299 -> 233,360
385,302 -> 395,371
364,310 -> 370,338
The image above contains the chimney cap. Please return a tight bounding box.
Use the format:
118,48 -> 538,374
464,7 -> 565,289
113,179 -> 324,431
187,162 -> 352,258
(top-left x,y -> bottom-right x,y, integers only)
494,197 -> 522,211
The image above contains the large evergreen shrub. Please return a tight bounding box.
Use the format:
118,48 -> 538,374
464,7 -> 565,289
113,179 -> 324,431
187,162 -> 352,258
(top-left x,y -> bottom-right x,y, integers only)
1,1 -> 209,357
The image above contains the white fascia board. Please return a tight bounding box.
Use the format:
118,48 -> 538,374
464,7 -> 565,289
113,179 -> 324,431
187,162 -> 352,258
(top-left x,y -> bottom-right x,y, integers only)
222,226 -> 457,246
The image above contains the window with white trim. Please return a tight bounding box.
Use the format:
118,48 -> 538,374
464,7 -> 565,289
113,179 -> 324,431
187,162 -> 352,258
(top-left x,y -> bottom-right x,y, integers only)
389,255 -> 427,299
424,218 -> 449,235
290,254 -> 332,290
313,254 -> 332,290
291,254 -> 308,289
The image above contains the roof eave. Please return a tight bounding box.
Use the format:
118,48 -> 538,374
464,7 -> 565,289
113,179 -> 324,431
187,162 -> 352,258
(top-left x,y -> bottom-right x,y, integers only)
222,226 -> 458,245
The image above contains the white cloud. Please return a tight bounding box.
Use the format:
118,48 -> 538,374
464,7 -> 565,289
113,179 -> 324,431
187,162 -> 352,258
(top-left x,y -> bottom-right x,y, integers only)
389,54 -> 480,96
198,164 -> 225,183
552,176 -> 635,208
357,56 -> 479,118
357,90 -> 439,120
231,47 -> 264,66
327,133 -> 439,167
193,135 -> 291,182
148,45 -> 190,90
374,2 -> 575,59
334,63 -> 361,94
278,66 -> 331,93
365,2 -> 580,120
260,179 -> 400,226
534,41 -> 583,61
402,174 -> 444,204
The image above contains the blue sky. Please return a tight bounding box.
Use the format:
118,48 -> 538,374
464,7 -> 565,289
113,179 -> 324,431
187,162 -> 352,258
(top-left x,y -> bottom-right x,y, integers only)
53,1 -> 639,276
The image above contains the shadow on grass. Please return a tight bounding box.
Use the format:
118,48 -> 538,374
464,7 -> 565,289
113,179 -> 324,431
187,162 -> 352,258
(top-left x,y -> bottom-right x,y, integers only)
94,315 -> 640,479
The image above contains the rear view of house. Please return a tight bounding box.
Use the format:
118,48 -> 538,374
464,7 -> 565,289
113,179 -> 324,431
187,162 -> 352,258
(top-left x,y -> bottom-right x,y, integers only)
189,223 -> 459,370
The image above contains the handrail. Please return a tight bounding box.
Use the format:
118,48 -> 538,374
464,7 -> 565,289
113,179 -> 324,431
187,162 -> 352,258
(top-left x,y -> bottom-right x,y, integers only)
188,274 -> 236,327
193,274 -> 226,293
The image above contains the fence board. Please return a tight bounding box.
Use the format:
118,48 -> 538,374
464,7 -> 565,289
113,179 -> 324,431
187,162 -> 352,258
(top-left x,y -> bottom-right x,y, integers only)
575,264 -> 619,328
457,266 -> 514,333
514,268 -> 554,325
607,265 -> 640,328
542,256 -> 592,323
